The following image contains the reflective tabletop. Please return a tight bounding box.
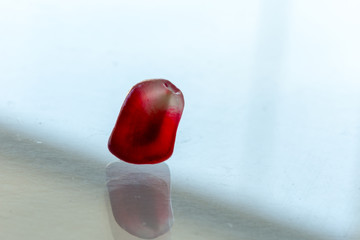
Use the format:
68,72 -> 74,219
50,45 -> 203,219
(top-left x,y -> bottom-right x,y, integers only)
1,0 -> 360,239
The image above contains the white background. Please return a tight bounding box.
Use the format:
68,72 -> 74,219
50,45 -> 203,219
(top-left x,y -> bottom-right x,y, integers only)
1,0 -> 360,239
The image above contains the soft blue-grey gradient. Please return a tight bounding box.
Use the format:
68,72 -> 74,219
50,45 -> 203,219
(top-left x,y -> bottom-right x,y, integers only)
1,0 -> 360,239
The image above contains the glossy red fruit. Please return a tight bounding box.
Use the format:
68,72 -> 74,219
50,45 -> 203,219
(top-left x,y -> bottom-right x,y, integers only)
108,79 -> 184,164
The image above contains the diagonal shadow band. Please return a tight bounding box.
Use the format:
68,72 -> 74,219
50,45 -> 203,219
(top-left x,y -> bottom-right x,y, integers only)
0,125 -> 328,240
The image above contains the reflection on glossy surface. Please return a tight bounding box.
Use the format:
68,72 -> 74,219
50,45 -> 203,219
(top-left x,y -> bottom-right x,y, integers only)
106,162 -> 173,239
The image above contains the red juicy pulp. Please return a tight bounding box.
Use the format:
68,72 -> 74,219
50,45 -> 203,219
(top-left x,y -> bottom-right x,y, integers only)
108,79 -> 184,164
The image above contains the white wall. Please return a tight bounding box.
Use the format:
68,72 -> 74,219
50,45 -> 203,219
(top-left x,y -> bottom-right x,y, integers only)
1,0 -> 360,238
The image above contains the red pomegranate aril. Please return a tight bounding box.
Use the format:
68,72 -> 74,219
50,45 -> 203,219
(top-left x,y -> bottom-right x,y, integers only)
108,79 -> 184,164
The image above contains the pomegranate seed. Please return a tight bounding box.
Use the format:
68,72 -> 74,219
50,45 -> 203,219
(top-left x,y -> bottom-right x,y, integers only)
108,79 -> 184,164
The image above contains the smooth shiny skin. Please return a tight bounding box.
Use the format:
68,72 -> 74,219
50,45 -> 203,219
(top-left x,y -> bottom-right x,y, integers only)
108,79 -> 184,164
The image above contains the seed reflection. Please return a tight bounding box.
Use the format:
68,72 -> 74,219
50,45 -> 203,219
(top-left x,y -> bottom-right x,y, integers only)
106,162 -> 173,239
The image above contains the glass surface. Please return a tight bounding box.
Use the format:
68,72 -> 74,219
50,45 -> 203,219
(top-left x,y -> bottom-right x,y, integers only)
1,0 -> 360,239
